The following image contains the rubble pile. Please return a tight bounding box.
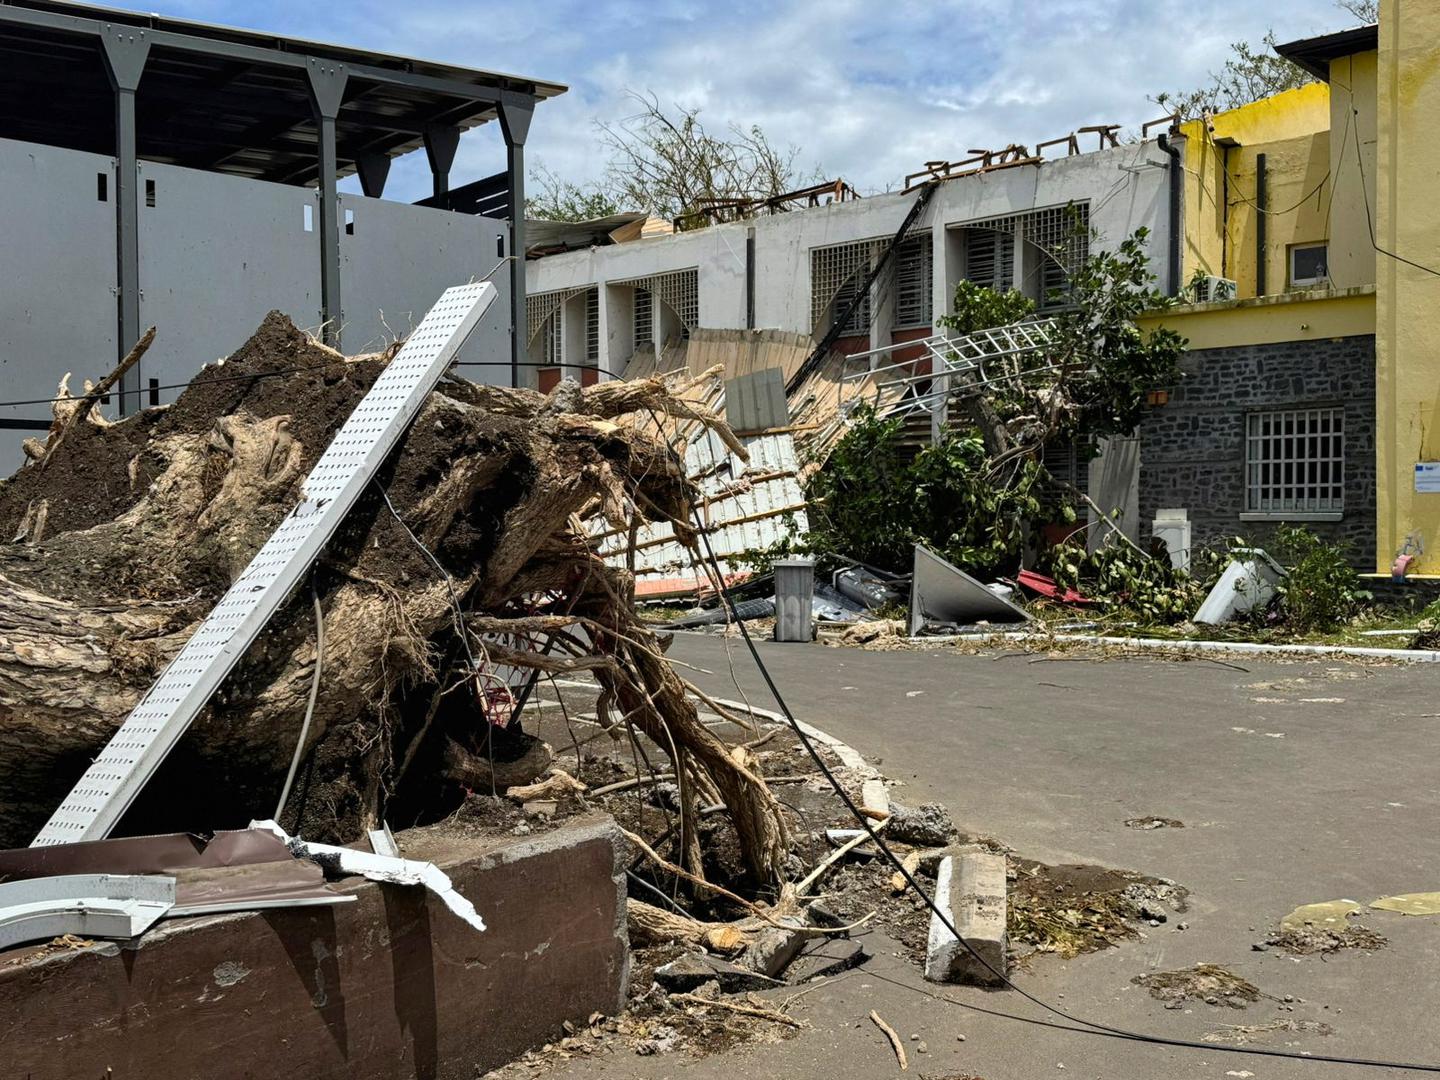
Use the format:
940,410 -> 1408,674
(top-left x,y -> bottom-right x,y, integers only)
0,311 -> 786,880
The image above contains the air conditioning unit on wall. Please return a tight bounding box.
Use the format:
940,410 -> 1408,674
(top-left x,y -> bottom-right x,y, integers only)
1191,275 -> 1237,303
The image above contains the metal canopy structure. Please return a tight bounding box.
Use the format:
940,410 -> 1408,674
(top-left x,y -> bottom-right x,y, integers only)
0,0 -> 564,184
0,0 -> 562,387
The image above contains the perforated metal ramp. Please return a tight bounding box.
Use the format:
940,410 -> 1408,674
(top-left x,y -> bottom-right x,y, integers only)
33,283 -> 496,847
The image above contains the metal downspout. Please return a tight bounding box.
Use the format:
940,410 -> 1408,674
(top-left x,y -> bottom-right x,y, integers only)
1157,132 -> 1183,297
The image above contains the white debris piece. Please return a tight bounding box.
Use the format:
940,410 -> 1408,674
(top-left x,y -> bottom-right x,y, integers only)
251,821 -> 485,933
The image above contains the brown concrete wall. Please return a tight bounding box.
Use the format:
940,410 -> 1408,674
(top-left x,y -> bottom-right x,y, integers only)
0,814 -> 629,1080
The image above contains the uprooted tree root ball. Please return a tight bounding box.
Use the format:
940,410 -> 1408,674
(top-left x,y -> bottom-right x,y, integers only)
0,311 -> 787,880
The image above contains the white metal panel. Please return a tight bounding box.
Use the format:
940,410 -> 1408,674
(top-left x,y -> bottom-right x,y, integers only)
338,193 -> 511,383
0,139 -> 117,473
34,283 -> 496,847
137,161 -> 320,402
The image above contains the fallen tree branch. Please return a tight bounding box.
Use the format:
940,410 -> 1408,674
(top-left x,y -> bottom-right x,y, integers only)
796,819 -> 889,896
870,1010 -> 908,1070
670,993 -> 805,1029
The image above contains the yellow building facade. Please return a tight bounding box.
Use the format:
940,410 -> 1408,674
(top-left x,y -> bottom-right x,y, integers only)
1375,0 -> 1440,575
1135,19 -> 1440,575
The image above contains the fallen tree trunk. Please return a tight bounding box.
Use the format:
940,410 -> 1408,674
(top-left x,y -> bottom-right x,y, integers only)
0,311 -> 788,878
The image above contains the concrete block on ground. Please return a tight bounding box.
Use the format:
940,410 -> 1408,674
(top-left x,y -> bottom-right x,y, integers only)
1,814 -> 630,1079
924,851 -> 1007,987
741,916 -> 807,978
655,953 -> 780,994
861,778 -> 889,818
785,937 -> 869,984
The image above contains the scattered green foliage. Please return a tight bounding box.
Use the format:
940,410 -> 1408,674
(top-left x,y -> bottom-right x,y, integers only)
525,163 -> 624,222
801,407 -> 1052,577
1269,526 -> 1371,631
937,279 -> 1036,336
1043,539 -> 1204,624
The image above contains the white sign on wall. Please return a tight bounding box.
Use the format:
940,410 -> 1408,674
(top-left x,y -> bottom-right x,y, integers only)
1415,462 -> 1440,493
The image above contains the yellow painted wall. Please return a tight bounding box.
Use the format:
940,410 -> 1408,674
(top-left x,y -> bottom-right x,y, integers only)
1180,83 -> 1334,298
1137,287 -> 1374,350
1375,0 -> 1440,573
1327,51 -> 1379,289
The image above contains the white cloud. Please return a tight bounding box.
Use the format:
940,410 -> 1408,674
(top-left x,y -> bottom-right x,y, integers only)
153,0 -> 1366,202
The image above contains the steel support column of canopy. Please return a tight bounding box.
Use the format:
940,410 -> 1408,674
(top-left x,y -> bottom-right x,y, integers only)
306,59 -> 348,347
100,27 -> 150,415
499,94 -> 534,389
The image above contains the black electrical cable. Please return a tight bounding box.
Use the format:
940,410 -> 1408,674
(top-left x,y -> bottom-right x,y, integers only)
683,507 -> 1440,1073
0,357 -> 582,412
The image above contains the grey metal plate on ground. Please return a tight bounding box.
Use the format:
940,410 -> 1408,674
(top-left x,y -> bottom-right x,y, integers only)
908,543 -> 1030,636
33,283 -> 496,848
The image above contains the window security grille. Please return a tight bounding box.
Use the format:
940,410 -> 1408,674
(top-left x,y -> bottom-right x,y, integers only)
962,228 -> 1015,292
585,288 -> 599,365
527,287 -> 586,345
1040,256 -> 1072,310
895,234 -> 934,330
612,269 -> 699,333
634,287 -> 653,343
810,239 -> 880,335
1245,408 -> 1344,514
543,310 -> 563,366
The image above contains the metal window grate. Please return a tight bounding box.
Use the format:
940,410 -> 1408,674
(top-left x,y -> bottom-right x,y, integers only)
811,239 -> 881,335
634,287 -> 653,344
526,287 -> 587,345
962,228 -> 1015,292
612,269 -> 698,333
895,233 -> 933,330
585,287 -> 599,365
1246,408 -> 1344,514
543,308 -> 563,366
966,202 -> 1090,272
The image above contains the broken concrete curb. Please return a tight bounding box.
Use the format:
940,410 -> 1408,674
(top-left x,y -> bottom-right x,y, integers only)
924,851 -> 1007,987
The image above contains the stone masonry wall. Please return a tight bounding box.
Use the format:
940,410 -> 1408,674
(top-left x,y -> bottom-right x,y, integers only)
1139,335 -> 1376,564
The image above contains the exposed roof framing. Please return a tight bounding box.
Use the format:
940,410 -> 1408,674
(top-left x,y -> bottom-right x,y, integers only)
0,0 -> 566,185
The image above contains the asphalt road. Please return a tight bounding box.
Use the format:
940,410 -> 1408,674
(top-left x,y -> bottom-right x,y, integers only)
541,634 -> 1440,1080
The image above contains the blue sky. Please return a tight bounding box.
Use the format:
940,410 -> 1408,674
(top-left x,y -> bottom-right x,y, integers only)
146,0 -> 1365,204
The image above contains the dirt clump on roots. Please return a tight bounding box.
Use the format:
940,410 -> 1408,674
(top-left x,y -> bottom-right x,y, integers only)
0,312 -> 791,888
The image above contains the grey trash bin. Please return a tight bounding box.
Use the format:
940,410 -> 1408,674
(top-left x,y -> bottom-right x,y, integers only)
773,558 -> 815,642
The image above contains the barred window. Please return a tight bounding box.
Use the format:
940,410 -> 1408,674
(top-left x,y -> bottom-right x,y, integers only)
585,288 -> 599,365
612,268 -> 698,333
634,287 -> 653,344
962,228 -> 1015,292
1039,255 -> 1072,311
895,234 -> 933,330
811,239 -> 877,335
543,312 -> 562,367
1245,408 -> 1344,515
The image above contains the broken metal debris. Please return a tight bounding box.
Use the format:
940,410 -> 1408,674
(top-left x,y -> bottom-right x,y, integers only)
0,826 -> 353,919
909,543 -> 1031,635
251,820 -> 486,933
0,873 -> 174,949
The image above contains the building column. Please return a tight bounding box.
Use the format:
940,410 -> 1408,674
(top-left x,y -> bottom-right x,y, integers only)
356,153 -> 390,199
498,94 -> 535,389
423,124 -> 461,206
99,27 -> 149,415
306,59 -> 347,347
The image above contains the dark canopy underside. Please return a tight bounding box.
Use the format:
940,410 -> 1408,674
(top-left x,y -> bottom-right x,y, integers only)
0,0 -> 565,185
